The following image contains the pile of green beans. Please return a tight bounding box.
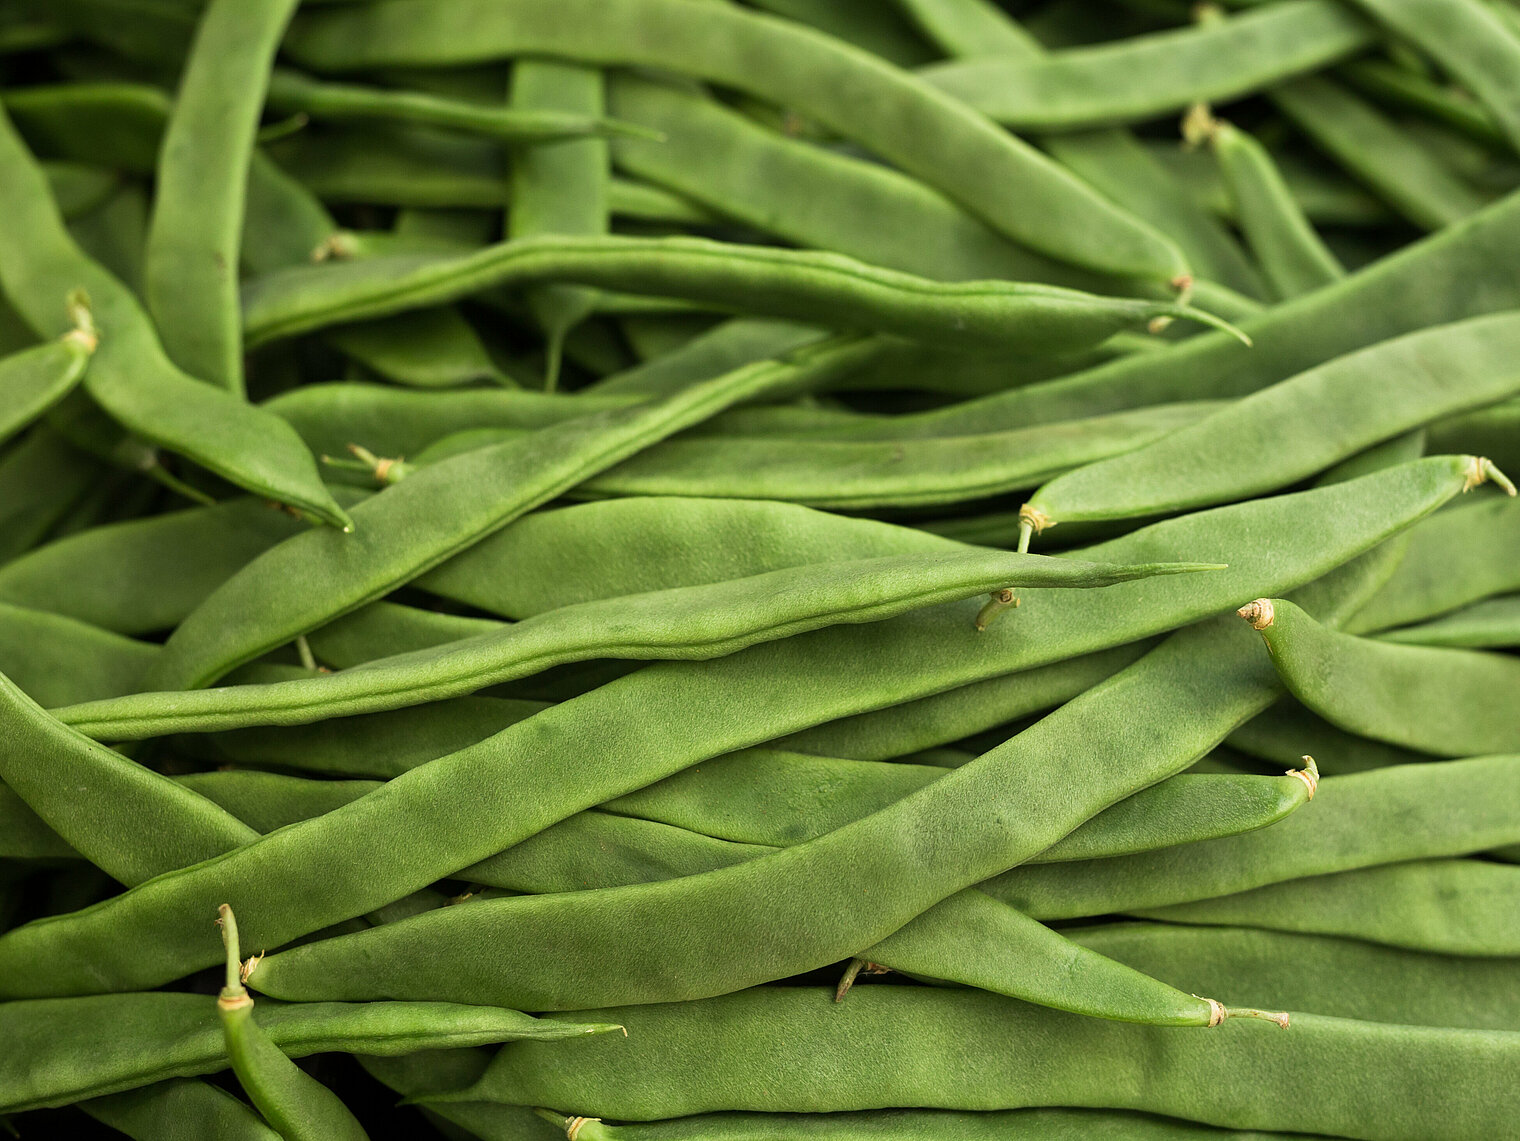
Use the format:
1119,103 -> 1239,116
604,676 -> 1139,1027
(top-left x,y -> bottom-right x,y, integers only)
0,1 -> 1516,1138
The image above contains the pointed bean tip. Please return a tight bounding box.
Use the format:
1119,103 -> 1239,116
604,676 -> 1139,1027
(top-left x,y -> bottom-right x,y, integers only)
1179,305 -> 1251,346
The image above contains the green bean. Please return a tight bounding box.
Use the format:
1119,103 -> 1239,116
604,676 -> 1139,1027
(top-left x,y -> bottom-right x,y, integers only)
216,904 -> 370,1140
0,603 -> 156,707
0,781 -> 77,861
67,180 -> 151,298
1137,858 -> 1520,955
1014,322 -> 1520,544
283,0 -> 1189,280
1338,57 -> 1510,153
243,152 -> 341,274
1192,114 -> 1343,301
510,62 -> 610,391
0,989 -> 614,1115
0,497 -> 307,634
1271,76 -> 1489,232
592,318 -> 819,397
147,334 -> 882,691
386,401 -> 1222,510
328,308 -> 512,389
1227,697 -> 1431,776
62,548 -> 1209,738
3,82 -> 167,172
143,0 -> 298,396
1429,397 -> 1520,474
984,754 -> 1520,918
82,1078 -> 282,1141
437,986 -> 1520,1137
1376,593 -> 1520,648
607,176 -> 720,226
2,459 -> 1460,998
1346,0 -> 1520,155
0,426 -> 105,562
42,160 -> 121,219
0,301 -> 95,446
301,601 -> 502,670
1245,596 -> 1520,756
1348,495 -> 1520,633
1076,922 -> 1520,1031
918,0 -> 1373,130
242,235 -> 1229,353
0,105 -> 351,529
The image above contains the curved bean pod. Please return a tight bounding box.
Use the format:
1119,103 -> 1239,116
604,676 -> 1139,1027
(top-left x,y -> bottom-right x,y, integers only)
283,0 -> 1188,280
918,0 -> 1372,130
1227,697 -> 1431,776
444,986 -> 1519,1138
1376,594 -> 1520,649
1137,858 -> 1520,956
1246,596 -> 1520,756
984,754 -> 1520,918
1016,321 -> 1520,541
327,308 -> 511,389
81,1078 -> 282,1141
0,104 -> 350,528
60,548 -> 1213,737
242,235 -> 1229,352
0,603 -> 157,707
0,310 -> 95,446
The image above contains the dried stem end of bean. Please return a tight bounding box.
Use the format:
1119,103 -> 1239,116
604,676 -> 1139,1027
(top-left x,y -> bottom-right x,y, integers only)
1015,504 -> 1053,555
311,232 -> 360,262
215,903 -> 253,1010
320,443 -> 411,485
973,587 -> 1019,633
1181,103 -> 1219,149
62,289 -> 99,353
1147,274 -> 1194,334
1289,755 -> 1320,799
1463,455 -> 1517,496
1223,1007 -> 1292,1028
1238,598 -> 1275,630
833,958 -> 891,1001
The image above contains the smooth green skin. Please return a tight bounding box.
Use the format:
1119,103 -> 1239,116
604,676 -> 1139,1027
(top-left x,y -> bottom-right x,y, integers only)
0,332 -> 92,446
302,601 -> 502,670
143,0 -> 299,396
985,755 -> 1520,919
1227,697 -> 1431,776
0,426 -> 104,562
0,106 -> 349,530
1138,858 -> 1520,956
1348,0 -> 1520,155
1377,593 -> 1520,648
0,460 -> 1455,1000
328,308 -> 509,388
742,0 -> 936,65
605,74 -> 1102,291
283,0 -> 1187,280
1349,495 -> 1520,634
0,992 -> 614,1114
1339,57 -> 1511,153
147,334 -> 882,691
266,68 -> 646,144
0,672 -> 255,885
511,62 -> 609,392
243,152 -> 339,274
757,172 -> 1520,444
241,235 -> 1216,353
918,0 -> 1372,130
1025,315 -> 1520,527
82,1078 -> 281,1141
0,497 -> 307,634
1077,922 -> 1520,1031
221,999 -> 368,1141
398,401 -> 1216,509
591,317 -> 819,397
1209,120 -> 1342,302
1271,76 -> 1488,232
0,602 -> 157,707
1255,597 -> 1520,756
61,549 -> 1209,737
1430,398 -> 1520,473
1149,141 -> 1391,228
447,986 -> 1520,1138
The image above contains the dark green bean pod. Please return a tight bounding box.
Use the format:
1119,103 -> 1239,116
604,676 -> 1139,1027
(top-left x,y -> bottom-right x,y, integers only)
0,426 -> 106,562
984,755 -> 1520,919
1246,596 -> 1520,756
917,0 -> 1372,130
0,104 -> 350,529
242,235 -> 1231,353
1227,697 -> 1432,776
216,904 -> 370,1140
0,989 -> 616,1114
1376,594 -> 1520,648
81,1078 -> 281,1141
283,0 -> 1188,280
1136,858 -> 1520,956
436,986 -> 1519,1138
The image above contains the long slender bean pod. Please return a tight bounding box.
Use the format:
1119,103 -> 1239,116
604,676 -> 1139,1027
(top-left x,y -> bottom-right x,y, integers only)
1376,594 -> 1520,648
0,297 -> 95,446
81,1078 -> 282,1141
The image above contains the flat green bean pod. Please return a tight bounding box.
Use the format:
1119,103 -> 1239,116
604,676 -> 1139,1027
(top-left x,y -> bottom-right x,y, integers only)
0,459 -> 1465,999
0,104 -> 350,529
301,601 -> 502,669
61,548 -> 1212,737
0,603 -> 157,707
1429,398 -> 1520,473
1016,322 -> 1520,542
1227,697 -> 1432,776
0,990 -> 615,1114
439,986 -> 1520,1138
984,754 -> 1520,918
241,235 -> 1228,352
1376,594 -> 1520,648
283,0 -> 1188,280
327,308 -> 511,389
0,307 -> 95,446
81,1078 -> 282,1141
918,0 -> 1372,130
1137,858 -> 1520,956
1246,596 -> 1520,756
0,426 -> 105,562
